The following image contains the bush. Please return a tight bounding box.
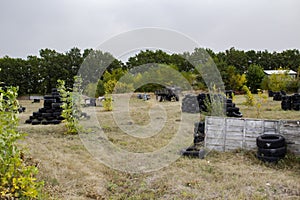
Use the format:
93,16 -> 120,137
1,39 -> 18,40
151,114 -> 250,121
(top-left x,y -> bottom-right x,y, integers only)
286,79 -> 300,93
57,76 -> 83,134
242,85 -> 255,107
0,86 -> 43,199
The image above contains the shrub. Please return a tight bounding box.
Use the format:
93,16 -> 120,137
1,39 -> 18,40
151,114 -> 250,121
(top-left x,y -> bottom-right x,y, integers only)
57,76 -> 83,134
268,70 -> 291,92
242,85 -> 255,107
0,85 -> 43,199
103,80 -> 116,111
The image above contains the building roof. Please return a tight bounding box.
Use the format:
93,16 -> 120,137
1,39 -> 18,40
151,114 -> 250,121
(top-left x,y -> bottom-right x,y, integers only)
264,70 -> 297,75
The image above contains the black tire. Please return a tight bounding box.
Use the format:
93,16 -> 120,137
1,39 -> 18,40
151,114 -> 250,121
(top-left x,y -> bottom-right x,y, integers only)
81,112 -> 88,118
46,116 -> 55,120
44,95 -> 54,100
53,112 -> 62,117
227,107 -> 239,112
292,103 -> 300,111
33,112 -> 42,117
268,90 -> 274,97
194,136 -> 204,143
41,120 -> 50,125
52,103 -> 62,109
25,119 -> 32,124
258,146 -> 287,157
43,99 -> 53,104
256,154 -> 282,163
231,111 -> 243,118
45,109 -> 54,113
281,101 -> 291,110
226,103 -> 235,108
39,108 -> 46,113
57,116 -> 65,120
256,134 -> 285,149
42,113 -> 52,118
33,99 -> 40,103
226,99 -> 233,104
50,119 -> 61,124
31,119 -> 41,125
194,122 -> 205,134
181,149 -> 200,157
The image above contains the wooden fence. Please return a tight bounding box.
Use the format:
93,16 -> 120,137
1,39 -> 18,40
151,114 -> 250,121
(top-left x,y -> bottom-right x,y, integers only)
204,116 -> 300,155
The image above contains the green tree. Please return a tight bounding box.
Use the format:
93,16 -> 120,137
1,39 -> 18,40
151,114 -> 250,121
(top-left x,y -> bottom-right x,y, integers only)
268,69 -> 292,92
246,64 -> 265,93
223,65 -> 246,90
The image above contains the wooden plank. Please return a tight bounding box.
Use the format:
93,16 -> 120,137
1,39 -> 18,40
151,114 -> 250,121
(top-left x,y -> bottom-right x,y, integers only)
226,118 -> 245,126
204,117 -> 300,155
225,126 -> 244,132
225,140 -> 243,147
205,131 -> 224,138
225,134 -> 243,140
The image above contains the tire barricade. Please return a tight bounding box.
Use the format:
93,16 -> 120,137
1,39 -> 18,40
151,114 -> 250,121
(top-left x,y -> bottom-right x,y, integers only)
182,93 -> 243,117
256,134 -> 287,163
181,121 -> 206,158
272,90 -> 286,101
25,88 -> 64,125
281,93 -> 300,111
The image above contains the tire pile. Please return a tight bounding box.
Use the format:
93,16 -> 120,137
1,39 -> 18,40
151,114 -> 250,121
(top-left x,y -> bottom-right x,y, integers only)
256,134 -> 287,163
181,121 -> 206,158
281,93 -> 300,111
181,94 -> 200,113
25,88 -> 64,125
181,93 -> 243,117
193,121 -> 205,144
155,87 -> 180,102
272,91 -> 286,101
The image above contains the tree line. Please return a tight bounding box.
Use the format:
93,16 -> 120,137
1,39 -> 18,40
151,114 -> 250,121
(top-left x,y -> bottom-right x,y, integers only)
0,47 -> 299,96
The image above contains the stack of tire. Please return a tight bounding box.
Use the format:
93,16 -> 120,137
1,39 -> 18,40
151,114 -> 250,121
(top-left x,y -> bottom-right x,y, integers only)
225,90 -> 234,99
281,93 -> 300,111
256,134 -> 287,163
181,121 -> 206,158
25,88 -> 64,125
291,93 -> 300,111
193,121 -> 205,144
226,98 -> 243,117
268,90 -> 274,97
182,93 -> 243,117
181,94 -> 200,113
281,95 -> 292,110
273,91 -> 286,101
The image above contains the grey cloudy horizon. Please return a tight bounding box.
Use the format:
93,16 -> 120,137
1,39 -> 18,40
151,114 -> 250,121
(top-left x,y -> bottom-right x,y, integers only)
1,0 -> 299,59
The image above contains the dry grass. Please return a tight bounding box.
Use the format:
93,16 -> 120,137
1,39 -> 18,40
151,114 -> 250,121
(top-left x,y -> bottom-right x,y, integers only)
16,94 -> 300,199
234,94 -> 300,120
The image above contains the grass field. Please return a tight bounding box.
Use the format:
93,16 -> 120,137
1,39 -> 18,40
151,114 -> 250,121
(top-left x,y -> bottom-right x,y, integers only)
17,93 -> 300,199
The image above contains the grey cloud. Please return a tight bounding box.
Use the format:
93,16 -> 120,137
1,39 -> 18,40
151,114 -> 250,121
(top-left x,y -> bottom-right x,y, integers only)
0,0 -> 299,58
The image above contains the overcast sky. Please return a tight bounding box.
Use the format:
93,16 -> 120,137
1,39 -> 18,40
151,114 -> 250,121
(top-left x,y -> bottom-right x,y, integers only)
1,0 -> 299,59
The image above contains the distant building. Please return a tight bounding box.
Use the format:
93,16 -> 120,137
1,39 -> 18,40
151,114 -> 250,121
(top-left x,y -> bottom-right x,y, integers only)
264,69 -> 297,78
